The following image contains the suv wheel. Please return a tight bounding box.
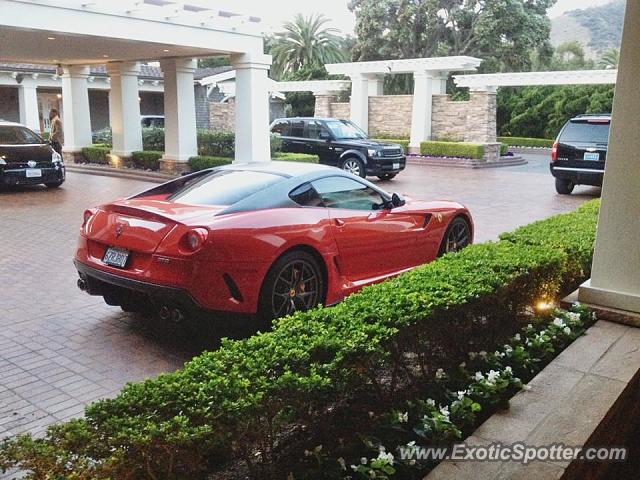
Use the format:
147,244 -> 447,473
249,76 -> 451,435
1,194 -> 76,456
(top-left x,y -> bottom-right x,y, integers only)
342,157 -> 366,178
555,178 -> 574,195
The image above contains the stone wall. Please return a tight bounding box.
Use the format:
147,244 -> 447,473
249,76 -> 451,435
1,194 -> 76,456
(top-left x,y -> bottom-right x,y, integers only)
194,85 -> 210,130
368,95 -> 413,137
329,102 -> 350,120
209,100 -> 235,131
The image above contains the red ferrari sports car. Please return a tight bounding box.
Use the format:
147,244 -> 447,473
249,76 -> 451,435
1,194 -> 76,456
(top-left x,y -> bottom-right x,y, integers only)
74,162 -> 473,321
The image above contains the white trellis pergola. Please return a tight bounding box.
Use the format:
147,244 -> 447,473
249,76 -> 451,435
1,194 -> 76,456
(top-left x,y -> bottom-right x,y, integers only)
0,0 -> 272,170
454,69 -> 618,91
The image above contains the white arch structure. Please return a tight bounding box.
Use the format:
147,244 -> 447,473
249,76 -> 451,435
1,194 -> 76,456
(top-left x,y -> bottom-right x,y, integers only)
0,0 -> 272,170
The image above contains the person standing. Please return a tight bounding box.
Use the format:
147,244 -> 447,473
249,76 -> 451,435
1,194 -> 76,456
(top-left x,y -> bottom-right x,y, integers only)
49,109 -> 64,155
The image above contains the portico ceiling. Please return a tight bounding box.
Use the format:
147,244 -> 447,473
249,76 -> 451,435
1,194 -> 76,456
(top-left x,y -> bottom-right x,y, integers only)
0,0 -> 265,65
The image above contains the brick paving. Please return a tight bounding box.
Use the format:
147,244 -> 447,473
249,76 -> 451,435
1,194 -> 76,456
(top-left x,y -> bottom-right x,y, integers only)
0,156 -> 597,443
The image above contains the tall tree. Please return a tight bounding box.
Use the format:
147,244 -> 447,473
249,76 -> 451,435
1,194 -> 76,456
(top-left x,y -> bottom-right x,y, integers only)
348,0 -> 556,73
268,14 -> 347,79
598,48 -> 620,69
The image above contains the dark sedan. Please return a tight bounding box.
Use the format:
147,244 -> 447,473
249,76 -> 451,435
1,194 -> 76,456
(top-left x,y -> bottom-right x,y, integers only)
0,121 -> 65,188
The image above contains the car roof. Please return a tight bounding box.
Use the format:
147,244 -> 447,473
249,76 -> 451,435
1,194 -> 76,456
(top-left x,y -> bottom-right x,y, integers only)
571,114 -> 611,122
0,120 -> 25,127
216,160 -> 334,178
272,117 -> 346,122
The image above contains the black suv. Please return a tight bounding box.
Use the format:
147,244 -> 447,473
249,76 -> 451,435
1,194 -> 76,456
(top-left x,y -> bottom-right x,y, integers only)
550,114 -> 610,194
270,117 -> 406,180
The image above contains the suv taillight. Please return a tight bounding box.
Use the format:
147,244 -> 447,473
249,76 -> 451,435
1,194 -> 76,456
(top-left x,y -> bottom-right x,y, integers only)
551,141 -> 559,162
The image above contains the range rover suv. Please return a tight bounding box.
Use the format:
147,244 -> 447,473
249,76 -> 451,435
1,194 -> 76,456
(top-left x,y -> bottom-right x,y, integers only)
270,117 -> 406,180
550,114 -> 610,194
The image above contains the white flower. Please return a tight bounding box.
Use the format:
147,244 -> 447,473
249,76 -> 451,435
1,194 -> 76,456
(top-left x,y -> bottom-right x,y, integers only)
474,371 -> 485,381
514,333 -> 521,341
486,370 -> 500,384
397,411 -> 409,423
435,368 -> 445,379
572,301 -> 582,307
439,405 -> 450,419
409,459 -> 416,465
459,362 -> 466,369
468,351 -> 477,360
527,323 -> 533,330
378,451 -> 394,464
407,441 -> 416,447
337,457 -> 346,470
361,457 -> 368,465
563,326 -> 571,335
379,445 -> 386,453
457,390 -> 467,400
567,312 -> 581,323
504,366 -> 513,374
426,398 -> 436,407
494,350 -> 505,358
479,350 -> 488,358
351,465 -> 358,471
553,317 -> 566,328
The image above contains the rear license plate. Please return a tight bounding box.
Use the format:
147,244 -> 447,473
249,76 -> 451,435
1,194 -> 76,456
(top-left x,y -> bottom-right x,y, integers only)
103,247 -> 129,268
393,163 -> 400,170
583,152 -> 600,161
25,169 -> 42,178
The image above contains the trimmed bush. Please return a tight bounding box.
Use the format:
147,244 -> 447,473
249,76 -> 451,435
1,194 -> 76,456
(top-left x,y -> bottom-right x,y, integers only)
370,132 -> 410,140
372,138 -> 410,152
130,151 -> 163,171
196,130 -> 234,157
80,146 -> 110,164
272,152 -> 318,163
142,127 -> 165,151
188,155 -> 232,171
420,141 -> 485,159
0,201 -> 600,479
497,136 -> 554,148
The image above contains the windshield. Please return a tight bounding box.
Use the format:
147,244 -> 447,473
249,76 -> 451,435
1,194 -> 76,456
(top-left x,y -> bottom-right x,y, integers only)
324,120 -> 368,140
168,170 -> 283,206
561,121 -> 610,145
0,126 -> 44,145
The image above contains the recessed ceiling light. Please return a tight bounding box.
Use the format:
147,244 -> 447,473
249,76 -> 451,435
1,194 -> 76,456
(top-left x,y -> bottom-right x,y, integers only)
102,54 -> 109,58
48,36 -> 56,40
163,49 -> 170,52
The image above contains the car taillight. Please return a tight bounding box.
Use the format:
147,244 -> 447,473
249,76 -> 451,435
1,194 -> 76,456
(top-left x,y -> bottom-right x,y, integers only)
180,228 -> 209,253
551,141 -> 559,162
82,209 -> 95,228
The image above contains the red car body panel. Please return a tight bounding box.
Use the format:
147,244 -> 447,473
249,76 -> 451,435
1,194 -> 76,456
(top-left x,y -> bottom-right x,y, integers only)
75,193 -> 472,314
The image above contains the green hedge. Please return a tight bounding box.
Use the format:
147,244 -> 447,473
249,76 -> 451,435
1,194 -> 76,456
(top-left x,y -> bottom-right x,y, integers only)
189,153 -> 319,172
80,146 -> 110,164
497,136 -> 554,148
500,143 -> 509,156
372,138 -> 410,151
0,200 -> 600,478
130,151 -> 163,171
420,141 -> 485,159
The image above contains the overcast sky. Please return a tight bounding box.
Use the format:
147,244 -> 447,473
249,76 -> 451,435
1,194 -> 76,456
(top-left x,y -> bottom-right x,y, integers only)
211,0 -> 619,35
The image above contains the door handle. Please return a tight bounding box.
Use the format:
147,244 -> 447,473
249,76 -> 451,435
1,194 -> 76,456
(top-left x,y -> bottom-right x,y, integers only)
334,218 -> 345,227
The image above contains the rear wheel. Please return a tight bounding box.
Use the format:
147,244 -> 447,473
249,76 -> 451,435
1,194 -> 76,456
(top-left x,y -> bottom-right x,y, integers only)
377,173 -> 397,181
341,157 -> 366,178
45,180 -> 64,189
438,216 -> 472,256
259,250 -> 325,321
555,178 -> 574,195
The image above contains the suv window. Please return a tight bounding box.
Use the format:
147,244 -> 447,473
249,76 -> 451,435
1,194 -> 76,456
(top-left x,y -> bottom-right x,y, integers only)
289,120 -> 306,138
271,120 -> 289,136
561,120 -> 610,144
289,182 -> 323,207
311,176 -> 386,211
306,120 -> 328,140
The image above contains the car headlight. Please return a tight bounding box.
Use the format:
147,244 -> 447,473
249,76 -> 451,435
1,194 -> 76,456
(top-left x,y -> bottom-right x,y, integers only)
367,148 -> 380,158
52,151 -> 63,163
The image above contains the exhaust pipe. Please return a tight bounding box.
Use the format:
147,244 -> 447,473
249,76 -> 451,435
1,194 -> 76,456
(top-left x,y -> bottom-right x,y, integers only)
158,306 -> 171,321
77,279 -> 87,292
170,308 -> 184,323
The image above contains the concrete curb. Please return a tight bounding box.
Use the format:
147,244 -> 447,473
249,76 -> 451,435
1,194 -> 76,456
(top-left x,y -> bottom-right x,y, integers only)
66,163 -> 176,183
407,155 -> 527,169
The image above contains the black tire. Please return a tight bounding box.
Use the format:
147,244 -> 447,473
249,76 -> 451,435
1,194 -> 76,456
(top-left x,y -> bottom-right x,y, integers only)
438,216 -> 472,256
377,173 -> 397,181
341,157 -> 366,178
555,178 -> 574,195
45,180 -> 64,189
258,250 -> 325,321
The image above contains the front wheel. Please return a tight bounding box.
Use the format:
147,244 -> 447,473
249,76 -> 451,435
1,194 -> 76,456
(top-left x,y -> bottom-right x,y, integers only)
259,250 -> 325,321
45,180 -> 64,189
438,216 -> 472,256
377,173 -> 397,181
341,157 -> 366,178
555,178 -> 574,195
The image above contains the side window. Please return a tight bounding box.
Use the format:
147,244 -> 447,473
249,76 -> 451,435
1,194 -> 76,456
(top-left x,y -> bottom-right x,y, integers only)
306,120 -> 327,140
311,176 -> 386,211
289,120 -> 305,138
271,120 -> 289,136
289,182 -> 324,207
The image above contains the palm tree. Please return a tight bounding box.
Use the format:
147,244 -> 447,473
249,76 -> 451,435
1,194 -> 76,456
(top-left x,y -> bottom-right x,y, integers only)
599,48 -> 620,69
268,14 -> 347,79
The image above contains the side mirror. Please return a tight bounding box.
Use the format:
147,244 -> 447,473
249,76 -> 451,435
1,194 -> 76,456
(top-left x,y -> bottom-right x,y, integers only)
319,131 -> 331,141
391,193 -> 406,208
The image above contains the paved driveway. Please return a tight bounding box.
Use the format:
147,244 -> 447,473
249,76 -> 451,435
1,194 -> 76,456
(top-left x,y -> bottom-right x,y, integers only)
0,156 -> 598,440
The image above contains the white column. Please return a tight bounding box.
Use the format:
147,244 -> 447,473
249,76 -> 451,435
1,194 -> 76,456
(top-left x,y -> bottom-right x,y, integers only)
409,70 -> 434,150
367,74 -> 384,96
578,0 -> 640,313
107,62 -> 142,158
61,65 -> 92,152
18,81 -> 40,133
349,72 -> 370,133
432,75 -> 448,95
231,52 -> 272,163
160,58 -> 197,170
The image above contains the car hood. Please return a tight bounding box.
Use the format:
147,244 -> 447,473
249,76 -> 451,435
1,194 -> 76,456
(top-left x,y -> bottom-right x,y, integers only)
0,143 -> 54,164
